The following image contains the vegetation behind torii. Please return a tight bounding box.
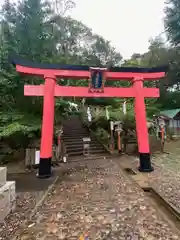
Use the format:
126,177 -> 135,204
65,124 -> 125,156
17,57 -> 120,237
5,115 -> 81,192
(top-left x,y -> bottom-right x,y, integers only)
0,0 -> 180,161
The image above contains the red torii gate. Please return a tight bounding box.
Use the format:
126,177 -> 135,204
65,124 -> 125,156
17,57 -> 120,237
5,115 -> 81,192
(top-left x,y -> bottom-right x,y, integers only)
12,58 -> 167,178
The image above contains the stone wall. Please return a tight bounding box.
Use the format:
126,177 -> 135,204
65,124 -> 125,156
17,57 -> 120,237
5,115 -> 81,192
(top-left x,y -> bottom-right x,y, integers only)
0,167 -> 16,222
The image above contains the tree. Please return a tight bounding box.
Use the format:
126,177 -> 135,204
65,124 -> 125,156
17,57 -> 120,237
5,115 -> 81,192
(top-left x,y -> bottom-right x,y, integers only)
0,0 -> 55,144
164,0 -> 180,46
15,0 -> 56,61
164,0 -> 180,89
0,0 -> 123,145
121,38 -> 178,113
51,0 -> 75,16
82,34 -> 122,66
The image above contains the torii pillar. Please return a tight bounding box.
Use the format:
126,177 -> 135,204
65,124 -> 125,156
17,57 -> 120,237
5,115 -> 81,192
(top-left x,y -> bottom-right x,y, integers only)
38,75 -> 56,178
133,77 -> 152,171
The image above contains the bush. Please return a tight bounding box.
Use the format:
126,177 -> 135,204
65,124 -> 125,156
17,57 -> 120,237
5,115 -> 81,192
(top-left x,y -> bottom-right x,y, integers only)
93,127 -> 109,144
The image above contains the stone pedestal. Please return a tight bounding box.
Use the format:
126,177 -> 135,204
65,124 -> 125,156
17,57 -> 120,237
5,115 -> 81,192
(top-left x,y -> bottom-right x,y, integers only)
0,167 -> 6,187
0,167 -> 16,223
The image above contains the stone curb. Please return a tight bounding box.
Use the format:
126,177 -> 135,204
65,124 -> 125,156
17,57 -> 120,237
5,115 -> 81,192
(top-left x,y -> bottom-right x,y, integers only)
29,176 -> 59,220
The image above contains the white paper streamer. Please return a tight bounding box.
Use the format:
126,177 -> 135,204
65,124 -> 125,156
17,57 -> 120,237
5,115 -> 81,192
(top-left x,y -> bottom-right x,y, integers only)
123,101 -> 127,115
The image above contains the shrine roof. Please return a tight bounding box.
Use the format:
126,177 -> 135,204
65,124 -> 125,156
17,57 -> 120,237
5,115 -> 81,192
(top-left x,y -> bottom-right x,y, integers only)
11,57 -> 168,73
158,109 -> 180,119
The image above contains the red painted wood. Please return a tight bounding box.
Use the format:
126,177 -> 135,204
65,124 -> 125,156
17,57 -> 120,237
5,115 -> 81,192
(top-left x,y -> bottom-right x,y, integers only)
55,86 -> 135,97
17,65 -> 165,80
133,79 -> 150,153
24,85 -> 159,98
24,85 -> 44,96
40,76 -> 56,158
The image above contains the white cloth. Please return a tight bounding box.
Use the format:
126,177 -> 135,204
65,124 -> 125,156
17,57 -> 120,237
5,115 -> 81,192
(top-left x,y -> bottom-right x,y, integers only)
110,121 -> 114,130
123,101 -> 127,115
105,107 -> 109,120
87,107 -> 92,122
159,118 -> 165,127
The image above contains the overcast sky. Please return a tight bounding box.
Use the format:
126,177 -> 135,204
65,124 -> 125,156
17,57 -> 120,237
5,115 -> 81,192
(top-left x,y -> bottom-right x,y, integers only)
71,0 -> 166,59
0,0 -> 166,59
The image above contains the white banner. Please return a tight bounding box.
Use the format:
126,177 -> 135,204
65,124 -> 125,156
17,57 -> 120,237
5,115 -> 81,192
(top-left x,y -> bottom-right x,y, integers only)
105,107 -> 109,120
35,150 -> 40,165
123,101 -> 127,115
110,121 -> 114,131
87,107 -> 92,122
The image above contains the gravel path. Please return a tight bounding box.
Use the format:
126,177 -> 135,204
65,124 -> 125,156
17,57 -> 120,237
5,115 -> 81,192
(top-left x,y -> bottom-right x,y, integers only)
119,139 -> 180,215
0,171 -> 58,240
16,158 -> 178,240
0,191 -> 45,240
150,154 -> 180,212
152,140 -> 180,175
148,140 -> 180,212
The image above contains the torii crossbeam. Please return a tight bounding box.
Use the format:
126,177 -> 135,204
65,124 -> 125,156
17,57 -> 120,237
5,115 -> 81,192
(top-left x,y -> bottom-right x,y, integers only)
12,58 -> 168,178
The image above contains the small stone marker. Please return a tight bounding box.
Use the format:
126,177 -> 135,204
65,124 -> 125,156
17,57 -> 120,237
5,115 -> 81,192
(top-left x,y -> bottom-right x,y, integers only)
83,137 -> 91,156
35,150 -> 40,165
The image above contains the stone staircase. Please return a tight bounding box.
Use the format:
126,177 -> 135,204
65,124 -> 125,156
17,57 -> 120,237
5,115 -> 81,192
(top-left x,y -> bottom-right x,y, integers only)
0,167 -> 16,222
62,116 -> 108,159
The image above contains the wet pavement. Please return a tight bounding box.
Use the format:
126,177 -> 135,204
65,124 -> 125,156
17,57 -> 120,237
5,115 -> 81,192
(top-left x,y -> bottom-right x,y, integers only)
7,171 -> 57,192
15,158 -> 178,240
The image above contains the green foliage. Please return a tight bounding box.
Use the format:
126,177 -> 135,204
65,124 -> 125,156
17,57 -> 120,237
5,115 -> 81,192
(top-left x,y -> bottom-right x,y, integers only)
164,0 -> 180,46
0,111 -> 41,138
0,122 -> 39,138
0,0 -> 123,156
94,127 -> 109,144
1,0 -> 180,160
163,0 -> 180,89
82,106 -> 135,132
122,35 -> 180,111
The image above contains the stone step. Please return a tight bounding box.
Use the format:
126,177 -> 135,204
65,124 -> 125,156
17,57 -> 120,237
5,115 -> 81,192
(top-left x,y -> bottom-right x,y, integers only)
64,127 -> 83,130
63,128 -> 87,131
65,142 -> 103,148
66,146 -> 104,153
63,134 -> 94,139
63,138 -> 98,144
68,154 -> 110,162
63,126 -> 84,131
65,144 -> 103,150
62,136 -> 93,140
0,181 -> 16,223
65,142 -> 103,147
0,167 -> 7,187
63,136 -> 91,140
63,124 -> 83,127
63,132 -> 90,137
67,149 -> 105,156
